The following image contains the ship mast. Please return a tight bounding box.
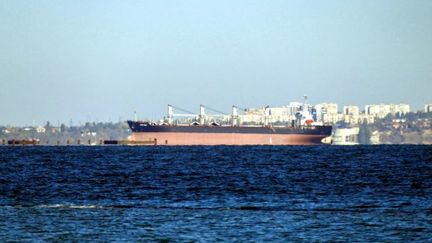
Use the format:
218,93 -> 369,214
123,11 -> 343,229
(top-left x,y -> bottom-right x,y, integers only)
167,105 -> 173,125
264,105 -> 270,126
199,105 -> 206,125
303,95 -> 308,111
231,105 -> 238,126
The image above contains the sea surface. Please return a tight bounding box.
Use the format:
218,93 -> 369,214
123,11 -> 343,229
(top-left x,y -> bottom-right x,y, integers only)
0,145 -> 431,242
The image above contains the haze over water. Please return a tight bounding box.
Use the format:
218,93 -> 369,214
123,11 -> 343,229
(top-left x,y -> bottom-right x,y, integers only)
1,1 -> 432,125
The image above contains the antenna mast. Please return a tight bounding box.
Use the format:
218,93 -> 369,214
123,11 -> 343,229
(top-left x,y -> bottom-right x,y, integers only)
303,95 -> 308,111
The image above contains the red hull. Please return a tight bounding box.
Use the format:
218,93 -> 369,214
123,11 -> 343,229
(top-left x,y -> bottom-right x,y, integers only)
128,132 -> 328,145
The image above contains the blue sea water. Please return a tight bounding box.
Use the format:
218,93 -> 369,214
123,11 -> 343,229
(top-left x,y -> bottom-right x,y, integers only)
0,145 -> 431,242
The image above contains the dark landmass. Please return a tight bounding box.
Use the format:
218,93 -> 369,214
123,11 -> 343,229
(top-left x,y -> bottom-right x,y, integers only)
358,112 -> 432,144
0,122 -> 130,145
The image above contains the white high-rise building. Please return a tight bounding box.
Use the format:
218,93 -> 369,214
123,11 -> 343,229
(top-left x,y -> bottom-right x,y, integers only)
343,106 -> 360,116
365,104 -> 410,118
239,101 -> 313,124
240,107 -> 265,124
342,105 -> 361,124
315,103 -> 338,123
286,102 -> 303,116
425,104 -> 432,113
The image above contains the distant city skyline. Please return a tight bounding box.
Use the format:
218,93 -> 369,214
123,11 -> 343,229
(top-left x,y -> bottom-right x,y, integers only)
1,1 -> 431,126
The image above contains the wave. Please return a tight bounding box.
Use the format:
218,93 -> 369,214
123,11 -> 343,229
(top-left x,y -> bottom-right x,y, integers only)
35,204 -> 104,209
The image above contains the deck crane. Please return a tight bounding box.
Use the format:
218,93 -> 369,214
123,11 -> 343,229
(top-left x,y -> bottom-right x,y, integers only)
166,104 -> 246,126
231,105 -> 247,126
167,105 -> 198,125
200,105 -> 227,116
199,105 -> 229,125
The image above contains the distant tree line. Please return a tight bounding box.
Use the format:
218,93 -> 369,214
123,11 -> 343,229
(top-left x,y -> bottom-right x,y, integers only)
364,112 -> 432,144
0,122 -> 130,145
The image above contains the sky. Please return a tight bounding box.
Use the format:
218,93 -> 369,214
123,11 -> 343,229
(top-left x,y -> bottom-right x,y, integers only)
1,0 -> 431,126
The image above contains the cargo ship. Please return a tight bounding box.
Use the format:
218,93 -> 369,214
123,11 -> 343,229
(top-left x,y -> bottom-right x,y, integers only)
127,103 -> 333,145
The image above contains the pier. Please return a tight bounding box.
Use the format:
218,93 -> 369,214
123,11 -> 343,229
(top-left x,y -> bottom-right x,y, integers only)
1,138 -> 157,146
